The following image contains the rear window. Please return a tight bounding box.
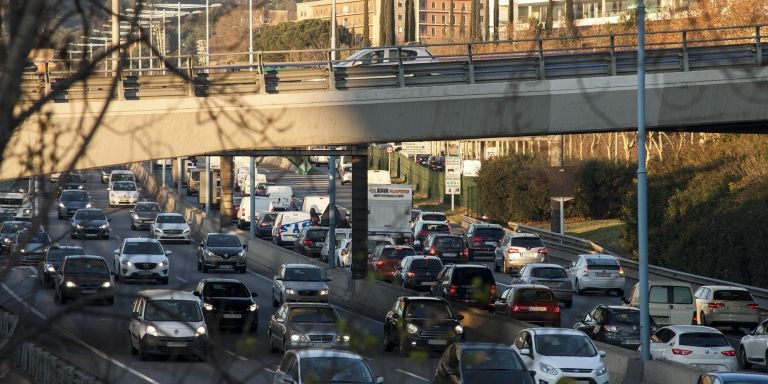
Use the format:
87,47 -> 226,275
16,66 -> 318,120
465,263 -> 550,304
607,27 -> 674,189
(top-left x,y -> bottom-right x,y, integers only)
713,290 -> 753,301
678,332 -> 729,348
474,228 -> 504,238
423,224 -> 450,232
515,288 -> 555,302
379,247 -> 416,259
531,267 -> 567,279
421,214 -> 446,221
509,237 -> 544,248
48,248 -> 86,261
586,258 -> 620,270
435,237 -> 464,248
410,258 -> 443,271
306,229 -> 328,240
452,267 -> 494,285
608,310 -> 640,325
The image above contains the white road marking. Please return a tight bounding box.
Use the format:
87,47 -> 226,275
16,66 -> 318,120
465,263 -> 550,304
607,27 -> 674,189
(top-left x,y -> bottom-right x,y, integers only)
496,282 -> 510,288
263,368 -> 275,374
222,349 -> 248,361
115,235 -> 122,240
0,283 -> 161,384
247,269 -> 272,284
176,276 -> 188,283
395,369 -> 430,382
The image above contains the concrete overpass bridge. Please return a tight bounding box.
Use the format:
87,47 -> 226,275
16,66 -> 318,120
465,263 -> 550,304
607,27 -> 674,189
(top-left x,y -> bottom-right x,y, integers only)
6,24 -> 768,180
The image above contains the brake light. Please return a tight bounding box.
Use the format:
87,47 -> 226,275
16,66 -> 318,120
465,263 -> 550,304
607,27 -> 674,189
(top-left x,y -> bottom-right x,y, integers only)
537,248 -> 548,254
708,302 -> 725,309
418,231 -> 427,238
260,222 -> 269,227
303,239 -> 313,246
512,305 -> 521,312
507,247 -> 519,254
449,284 -> 457,296
490,283 -> 496,297
692,312 -> 698,324
550,306 -> 560,313
672,349 -> 692,355
619,266 -> 625,276
721,350 -> 736,356
463,248 -> 469,258
603,325 -> 619,332
748,303 -> 760,310
471,236 -> 482,243
429,246 -> 437,256
582,265 -> 589,276
406,272 -> 416,278
403,236 -> 412,244
376,260 -> 385,266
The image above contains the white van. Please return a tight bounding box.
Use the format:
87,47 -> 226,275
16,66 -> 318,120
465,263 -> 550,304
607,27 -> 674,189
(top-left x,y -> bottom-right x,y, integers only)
109,170 -> 136,186
240,173 -> 268,197
623,281 -> 695,326
462,160 -> 482,177
302,195 -> 330,215
266,185 -> 293,210
237,196 -> 274,229
272,211 -> 312,246
367,170 -> 391,185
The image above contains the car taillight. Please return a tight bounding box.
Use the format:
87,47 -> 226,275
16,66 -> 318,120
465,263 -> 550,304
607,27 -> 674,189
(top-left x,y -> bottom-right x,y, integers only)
260,222 -> 269,227
429,247 -> 437,256
549,306 -> 560,313
507,247 -> 518,254
708,302 -> 725,309
376,260 -> 385,266
449,284 -> 457,296
471,236 -> 482,243
418,231 -> 427,238
748,303 -> 760,310
582,266 -> 589,276
721,350 -> 736,356
463,248 -> 469,258
692,312 -> 698,324
403,236 -> 412,244
406,272 -> 416,278
512,305 -> 521,312
490,284 -> 496,297
537,248 -> 548,254
603,325 -> 619,332
619,266 -> 625,276
303,239 -> 313,246
672,349 -> 692,355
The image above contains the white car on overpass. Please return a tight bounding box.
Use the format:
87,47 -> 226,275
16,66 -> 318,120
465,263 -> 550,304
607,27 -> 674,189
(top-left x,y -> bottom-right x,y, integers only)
334,46 -> 436,67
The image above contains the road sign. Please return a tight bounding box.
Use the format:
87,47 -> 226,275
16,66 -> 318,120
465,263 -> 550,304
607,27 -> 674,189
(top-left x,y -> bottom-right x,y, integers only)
386,146 -> 394,154
445,141 -> 461,197
402,141 -> 430,156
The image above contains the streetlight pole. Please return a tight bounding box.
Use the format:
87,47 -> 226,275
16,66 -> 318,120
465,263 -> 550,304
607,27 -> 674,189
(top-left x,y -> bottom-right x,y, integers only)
249,0 -> 253,66
206,0 -> 210,67
636,0 -> 650,362
331,0 -> 337,60
177,2 -> 182,67
112,0 -> 120,74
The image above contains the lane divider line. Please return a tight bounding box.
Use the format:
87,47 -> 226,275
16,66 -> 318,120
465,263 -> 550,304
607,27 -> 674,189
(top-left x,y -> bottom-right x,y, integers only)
176,277 -> 188,283
0,283 -> 161,384
395,369 -> 430,382
221,349 -> 248,361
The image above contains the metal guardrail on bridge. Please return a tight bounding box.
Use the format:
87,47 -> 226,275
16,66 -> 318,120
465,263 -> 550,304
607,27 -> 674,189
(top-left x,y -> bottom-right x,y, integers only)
21,23 -> 768,102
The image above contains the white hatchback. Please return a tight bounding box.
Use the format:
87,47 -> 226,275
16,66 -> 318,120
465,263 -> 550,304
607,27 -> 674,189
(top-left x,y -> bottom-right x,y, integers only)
108,180 -> 140,207
649,325 -> 737,372
567,254 -> 626,296
512,328 -> 609,384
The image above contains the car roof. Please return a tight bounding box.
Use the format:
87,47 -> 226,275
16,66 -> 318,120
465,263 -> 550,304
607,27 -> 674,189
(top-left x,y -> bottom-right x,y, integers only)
402,296 -> 447,303
64,254 -> 105,261
579,253 -> 616,259
529,328 -> 587,336
138,289 -> 197,301
135,201 -> 159,206
507,284 -> 553,290
429,233 -> 461,238
416,220 -> 449,226
509,232 -> 541,238
457,342 -> 515,351
451,263 -> 490,269
50,245 -> 84,250
402,255 -> 441,261
420,211 -> 445,215
124,237 -> 161,243
663,325 -> 722,334
283,302 -> 334,309
292,349 -> 364,359
201,277 -> 245,284
700,285 -> 749,292
75,208 -> 102,213
110,170 -> 132,174
704,373 -> 768,379
157,212 -> 183,217
605,305 -> 639,311
471,224 -> 503,228
206,232 -> 238,237
60,189 -> 88,194
524,263 -> 564,269
283,263 -> 321,269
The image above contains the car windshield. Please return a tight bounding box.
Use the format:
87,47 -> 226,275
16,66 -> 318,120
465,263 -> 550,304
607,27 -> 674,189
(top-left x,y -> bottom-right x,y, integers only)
1,222 -> 30,234
61,174 -> 84,183
535,334 -> 597,357
207,235 -> 241,247
261,214 -> 277,223
203,282 -> 250,297
284,267 -> 324,282
61,191 -> 89,202
75,210 -> 106,221
47,248 -> 86,261
509,237 -> 544,248
123,241 -> 164,255
713,290 -> 753,301
435,237 -> 463,248
515,289 -> 555,302
379,247 -> 416,259
112,181 -> 136,191
679,332 -> 730,347
135,204 -> 161,212
452,268 -> 494,285
461,348 -> 526,372
404,301 -> 454,319
64,258 -> 108,275
300,356 -> 374,383
531,267 -> 567,279
409,258 -> 443,271
474,228 -> 504,238
27,232 -> 50,244
144,300 -> 202,322
422,214 -> 445,221
111,174 -> 134,182
306,229 -> 329,241
287,307 -> 338,323
157,215 -> 186,224
609,310 -> 641,325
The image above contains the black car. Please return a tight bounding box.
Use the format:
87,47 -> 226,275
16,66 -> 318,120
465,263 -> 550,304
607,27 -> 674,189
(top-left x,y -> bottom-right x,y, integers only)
130,202 -> 162,230
428,156 -> 445,171
461,224 -> 505,261
39,245 -> 86,288
574,305 -> 657,350
0,212 -> 16,223
193,278 -> 258,332
393,255 -> 444,291
254,182 -> 273,196
384,296 -> 464,356
256,212 -> 278,239
431,264 -> 497,309
54,255 -> 114,305
197,233 -> 248,273
293,226 -> 328,258
0,221 -> 32,253
423,234 -> 468,264
70,208 -> 110,240
434,343 -> 535,384
57,172 -> 86,196
57,190 -> 92,220
12,230 -> 51,264
416,154 -> 430,167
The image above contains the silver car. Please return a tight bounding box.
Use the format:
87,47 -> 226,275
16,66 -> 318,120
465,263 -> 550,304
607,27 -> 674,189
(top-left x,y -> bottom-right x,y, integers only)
273,349 -> 383,384
150,213 -> 191,243
512,263 -> 573,308
567,254 -> 625,296
267,303 -> 349,353
694,285 -> 760,329
493,233 -> 548,274
271,264 -> 330,307
113,238 -> 171,284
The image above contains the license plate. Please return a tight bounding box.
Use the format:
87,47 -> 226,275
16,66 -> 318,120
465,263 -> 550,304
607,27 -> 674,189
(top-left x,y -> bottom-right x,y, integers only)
443,253 -> 456,257
223,314 -> 241,319
312,243 -> 322,248
485,242 -> 497,246
167,342 -> 187,347
428,339 -> 448,346
524,252 -> 537,258
420,282 -> 437,286
623,339 -> 640,345
81,289 -> 97,294
219,265 -> 233,269
311,343 -> 330,348
529,307 -> 546,312
596,272 -> 611,277
138,271 -> 153,275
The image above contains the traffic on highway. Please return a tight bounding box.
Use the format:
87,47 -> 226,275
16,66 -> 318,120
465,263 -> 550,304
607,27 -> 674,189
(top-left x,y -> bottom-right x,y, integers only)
0,156 -> 767,384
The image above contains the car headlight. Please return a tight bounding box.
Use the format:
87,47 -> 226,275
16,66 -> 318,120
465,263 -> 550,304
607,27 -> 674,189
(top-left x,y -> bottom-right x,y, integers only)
85,203 -> 92,208
58,203 -> 65,208
319,290 -> 329,296
596,365 -> 607,376
75,224 -> 83,229
157,261 -> 166,268
343,335 -> 350,342
101,281 -> 112,288
203,303 -> 214,311
77,185 -> 83,189
290,334 -> 307,342
3,238 -> 11,244
249,303 -> 258,312
121,259 -> 132,266
195,326 -> 206,337
454,325 -> 464,335
154,227 -> 162,232
285,289 -> 296,295
46,265 -> 55,273
99,224 -> 109,229
23,209 -> 31,214
206,250 -> 215,257
238,250 -> 246,258
19,249 -> 26,253
146,325 -> 158,337
64,281 -> 76,288
183,228 -> 190,233
131,214 -> 139,220
406,323 -> 419,334
539,362 -> 559,376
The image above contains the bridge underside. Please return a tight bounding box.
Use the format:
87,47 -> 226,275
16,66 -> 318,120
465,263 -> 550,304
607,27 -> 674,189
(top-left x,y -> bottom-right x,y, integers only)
4,67 -> 768,179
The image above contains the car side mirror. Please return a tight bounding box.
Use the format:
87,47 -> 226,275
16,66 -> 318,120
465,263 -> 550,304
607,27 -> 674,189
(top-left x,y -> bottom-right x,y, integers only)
276,317 -> 285,323
192,291 -> 200,297
510,271 -> 522,278
108,218 -> 112,222
498,298 -> 507,303
131,312 -> 139,319
275,276 -> 282,281
621,296 -> 630,304
599,350 -> 606,357
113,249 -> 119,255
391,313 -> 400,320
529,371 -> 537,378
187,221 -> 192,225
165,250 -> 173,256
519,348 -> 531,357
251,292 -> 258,298
375,377 -> 384,384
457,314 -> 464,321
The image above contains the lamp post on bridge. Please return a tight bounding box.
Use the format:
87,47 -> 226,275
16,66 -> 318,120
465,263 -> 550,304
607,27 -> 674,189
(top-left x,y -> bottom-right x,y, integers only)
152,2 -> 221,68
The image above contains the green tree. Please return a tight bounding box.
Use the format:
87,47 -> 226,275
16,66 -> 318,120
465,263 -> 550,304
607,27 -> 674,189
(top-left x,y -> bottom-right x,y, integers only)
404,0 -> 416,42
477,155 -> 550,223
573,160 -> 635,219
254,19 -> 353,51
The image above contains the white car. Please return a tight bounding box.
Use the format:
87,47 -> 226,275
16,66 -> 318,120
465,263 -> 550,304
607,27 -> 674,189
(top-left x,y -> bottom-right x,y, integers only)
512,328 -> 609,384
320,228 -> 351,264
113,238 -> 171,284
649,325 -> 737,372
128,289 -> 207,361
108,180 -> 140,207
334,46 -> 436,67
339,163 -> 352,185
567,254 -> 626,296
150,213 -> 191,242
739,319 -> 768,369
271,264 -> 330,307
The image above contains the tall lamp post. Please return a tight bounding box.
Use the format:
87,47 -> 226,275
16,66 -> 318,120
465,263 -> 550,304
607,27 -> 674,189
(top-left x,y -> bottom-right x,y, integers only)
153,2 -> 221,67
636,0 -> 650,362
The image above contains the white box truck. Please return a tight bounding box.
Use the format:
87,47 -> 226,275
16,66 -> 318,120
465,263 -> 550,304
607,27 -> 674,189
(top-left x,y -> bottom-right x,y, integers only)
368,184 -> 413,244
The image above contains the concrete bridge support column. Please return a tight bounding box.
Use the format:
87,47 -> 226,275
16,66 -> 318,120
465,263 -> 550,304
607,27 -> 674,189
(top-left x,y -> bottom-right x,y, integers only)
350,145 -> 368,279
220,156 -> 233,228
550,135 -> 564,233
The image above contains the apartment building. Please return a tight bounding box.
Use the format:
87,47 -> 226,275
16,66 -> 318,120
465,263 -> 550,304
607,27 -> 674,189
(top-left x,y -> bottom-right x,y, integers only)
298,0 -> 404,46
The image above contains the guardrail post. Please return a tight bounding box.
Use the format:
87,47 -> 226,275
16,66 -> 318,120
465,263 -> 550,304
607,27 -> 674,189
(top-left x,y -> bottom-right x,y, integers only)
681,31 -> 690,71
328,51 -> 337,91
609,33 -> 617,76
186,57 -> 195,96
396,47 -> 406,88
467,43 -> 476,84
537,39 -> 546,80
258,51 -> 267,94
756,26 -> 763,67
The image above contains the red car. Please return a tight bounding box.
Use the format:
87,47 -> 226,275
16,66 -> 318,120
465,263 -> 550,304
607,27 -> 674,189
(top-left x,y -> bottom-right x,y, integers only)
492,284 -> 560,327
368,245 -> 417,282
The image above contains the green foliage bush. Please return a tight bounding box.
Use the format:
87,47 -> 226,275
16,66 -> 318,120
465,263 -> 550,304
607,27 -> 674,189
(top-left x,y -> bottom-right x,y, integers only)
476,155 -> 550,223
254,19 -> 352,51
572,160 -> 635,219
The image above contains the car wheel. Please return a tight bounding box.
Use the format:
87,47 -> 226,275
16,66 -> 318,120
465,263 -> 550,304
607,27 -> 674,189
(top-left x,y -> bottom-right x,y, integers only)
616,289 -> 625,297
201,263 -> 208,273
55,289 -> 64,305
383,328 -> 394,352
131,223 -> 136,230
564,300 -> 573,308
70,232 -> 76,239
197,348 -> 208,362
699,313 -> 707,326
138,342 -> 149,361
493,258 -> 500,272
501,263 -> 508,275
106,297 -> 114,306
282,340 -> 287,353
57,214 -> 63,220
739,347 -> 752,369
129,333 -> 138,355
272,291 -> 280,308
238,266 -> 246,274
197,259 -> 202,271
268,331 -> 279,353
103,234 -> 109,240
575,279 -> 584,295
